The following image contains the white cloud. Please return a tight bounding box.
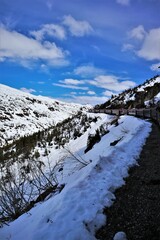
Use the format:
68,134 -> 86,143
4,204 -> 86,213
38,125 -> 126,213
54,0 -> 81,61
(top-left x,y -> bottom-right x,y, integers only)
66,91 -> 86,96
56,75 -> 136,93
0,25 -> 68,67
40,64 -> 50,74
0,57 -> 4,62
38,81 -> 45,84
59,78 -> 85,85
122,43 -> 134,52
150,62 -> 160,72
30,24 -> 66,41
20,88 -> 36,93
63,15 -> 93,37
103,90 -> 115,97
53,78 -> 87,90
74,65 -> 105,77
52,83 -> 88,90
63,95 -> 108,105
46,1 -> 53,10
137,28 -> 160,60
70,92 -> 77,95
129,25 -> 146,40
73,96 -> 108,105
87,91 -> 96,95
2,16 -> 17,29
88,75 -> 136,91
18,59 -> 36,69
116,0 -> 130,6
92,45 -> 101,53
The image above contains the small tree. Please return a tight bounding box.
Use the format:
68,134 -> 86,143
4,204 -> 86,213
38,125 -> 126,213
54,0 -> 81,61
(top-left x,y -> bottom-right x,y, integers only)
85,129 -> 101,153
34,150 -> 40,159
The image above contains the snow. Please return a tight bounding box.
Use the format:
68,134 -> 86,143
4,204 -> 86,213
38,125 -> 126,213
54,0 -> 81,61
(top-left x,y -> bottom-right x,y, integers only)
0,84 -> 87,146
137,76 -> 160,92
113,232 -> 127,240
123,93 -> 135,103
145,92 -> 160,106
0,115 -> 151,240
154,92 -> 160,103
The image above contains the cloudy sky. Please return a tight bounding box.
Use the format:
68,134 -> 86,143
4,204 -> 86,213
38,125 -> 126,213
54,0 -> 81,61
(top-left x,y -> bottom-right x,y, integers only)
0,0 -> 160,105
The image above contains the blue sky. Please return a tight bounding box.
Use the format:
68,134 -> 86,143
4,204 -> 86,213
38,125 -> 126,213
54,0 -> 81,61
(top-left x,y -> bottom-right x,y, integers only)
0,0 -> 160,105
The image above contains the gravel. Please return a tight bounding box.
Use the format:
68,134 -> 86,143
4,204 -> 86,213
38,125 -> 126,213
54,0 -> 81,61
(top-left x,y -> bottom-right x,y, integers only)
96,122 -> 160,240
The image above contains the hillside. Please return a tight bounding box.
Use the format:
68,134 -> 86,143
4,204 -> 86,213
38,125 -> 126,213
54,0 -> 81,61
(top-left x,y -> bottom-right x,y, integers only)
0,84 -> 87,147
96,75 -> 160,109
0,115 -> 151,240
0,81 -> 156,240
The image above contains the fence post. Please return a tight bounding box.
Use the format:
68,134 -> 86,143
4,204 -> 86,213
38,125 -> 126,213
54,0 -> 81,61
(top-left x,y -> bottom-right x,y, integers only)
158,112 -> 160,126
150,109 -> 152,118
156,110 -> 159,124
135,109 -> 137,117
143,109 -> 145,118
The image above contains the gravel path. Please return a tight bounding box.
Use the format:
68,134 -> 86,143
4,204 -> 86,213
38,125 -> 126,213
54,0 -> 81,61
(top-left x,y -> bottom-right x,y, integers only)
96,122 -> 160,240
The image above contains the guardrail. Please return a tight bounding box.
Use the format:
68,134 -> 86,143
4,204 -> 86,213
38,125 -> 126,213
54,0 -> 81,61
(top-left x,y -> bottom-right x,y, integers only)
89,108 -> 160,126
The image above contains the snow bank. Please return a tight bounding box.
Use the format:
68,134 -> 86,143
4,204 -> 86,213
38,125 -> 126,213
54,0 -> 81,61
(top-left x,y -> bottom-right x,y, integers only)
0,116 -> 151,240
113,232 -> 127,240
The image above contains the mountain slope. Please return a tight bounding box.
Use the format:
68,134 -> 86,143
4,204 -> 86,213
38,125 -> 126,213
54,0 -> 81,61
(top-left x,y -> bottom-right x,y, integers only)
0,115 -> 151,240
97,75 -> 160,109
0,82 -> 153,240
0,84 -> 87,147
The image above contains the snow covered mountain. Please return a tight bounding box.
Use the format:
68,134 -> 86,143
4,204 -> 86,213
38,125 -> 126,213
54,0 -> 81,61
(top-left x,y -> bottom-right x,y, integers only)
0,84 -> 87,147
0,82 -> 153,240
97,75 -> 160,109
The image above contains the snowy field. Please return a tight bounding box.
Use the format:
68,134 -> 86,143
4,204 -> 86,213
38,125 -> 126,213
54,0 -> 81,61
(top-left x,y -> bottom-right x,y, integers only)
0,115 -> 151,240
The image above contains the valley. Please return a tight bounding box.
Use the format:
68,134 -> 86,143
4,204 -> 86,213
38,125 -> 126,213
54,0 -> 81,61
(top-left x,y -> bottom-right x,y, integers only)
0,75 -> 160,240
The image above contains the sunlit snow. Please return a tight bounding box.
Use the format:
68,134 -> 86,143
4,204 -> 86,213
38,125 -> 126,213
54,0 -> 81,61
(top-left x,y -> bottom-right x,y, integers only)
0,115 -> 151,240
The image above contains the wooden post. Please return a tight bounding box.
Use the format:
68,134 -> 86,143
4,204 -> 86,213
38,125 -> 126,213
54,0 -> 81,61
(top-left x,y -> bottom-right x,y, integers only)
142,109 -> 145,118
135,109 -> 137,117
150,109 -> 152,118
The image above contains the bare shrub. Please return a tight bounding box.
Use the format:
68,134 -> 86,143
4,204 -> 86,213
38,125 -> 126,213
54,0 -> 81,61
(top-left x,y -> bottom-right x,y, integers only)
0,147 -> 87,225
0,157 -> 61,224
